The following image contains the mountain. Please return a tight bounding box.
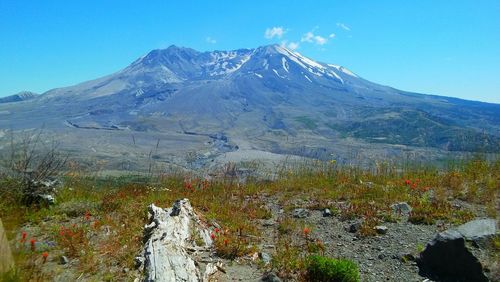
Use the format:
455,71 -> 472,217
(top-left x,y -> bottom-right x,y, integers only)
0,91 -> 37,103
0,45 -> 498,168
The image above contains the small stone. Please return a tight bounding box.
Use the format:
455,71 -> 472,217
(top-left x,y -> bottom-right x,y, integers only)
261,272 -> 282,282
261,219 -> 275,227
348,221 -> 362,233
40,194 -> 56,205
365,182 -> 374,188
374,225 -> 388,235
60,255 -> 69,265
292,208 -> 309,218
123,267 -> 130,273
323,208 -> 333,217
391,202 -> 412,216
260,252 -> 272,264
378,254 -> 385,260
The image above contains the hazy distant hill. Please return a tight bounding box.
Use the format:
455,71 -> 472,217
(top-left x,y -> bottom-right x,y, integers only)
0,91 -> 37,103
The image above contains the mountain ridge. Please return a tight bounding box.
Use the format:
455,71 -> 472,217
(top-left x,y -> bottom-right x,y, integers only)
0,44 -> 498,169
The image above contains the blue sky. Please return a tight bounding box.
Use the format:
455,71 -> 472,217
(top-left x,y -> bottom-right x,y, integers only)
0,0 -> 499,103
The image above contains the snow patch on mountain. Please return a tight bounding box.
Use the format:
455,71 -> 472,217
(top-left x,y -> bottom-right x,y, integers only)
273,69 -> 286,79
275,45 -> 331,78
327,64 -> 358,77
281,57 -> 289,73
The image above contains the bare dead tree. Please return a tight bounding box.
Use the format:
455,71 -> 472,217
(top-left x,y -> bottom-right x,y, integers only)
2,129 -> 68,205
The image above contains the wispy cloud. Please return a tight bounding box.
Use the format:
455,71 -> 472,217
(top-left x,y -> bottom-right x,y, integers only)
301,31 -> 328,45
264,26 -> 285,39
281,40 -> 300,50
329,33 -> 336,38
336,23 -> 351,31
287,41 -> 299,50
206,37 -> 216,44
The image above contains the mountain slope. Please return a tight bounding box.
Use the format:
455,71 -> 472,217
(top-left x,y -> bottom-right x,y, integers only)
0,91 -> 37,103
0,44 -> 498,167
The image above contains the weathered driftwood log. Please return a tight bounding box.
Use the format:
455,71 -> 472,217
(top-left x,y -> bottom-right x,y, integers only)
0,218 -> 14,274
142,199 -> 220,282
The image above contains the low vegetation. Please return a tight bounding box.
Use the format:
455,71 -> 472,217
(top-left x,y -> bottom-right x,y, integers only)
306,255 -> 360,282
0,156 -> 498,281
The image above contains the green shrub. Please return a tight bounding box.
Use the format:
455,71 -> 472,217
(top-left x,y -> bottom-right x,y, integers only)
306,255 -> 360,282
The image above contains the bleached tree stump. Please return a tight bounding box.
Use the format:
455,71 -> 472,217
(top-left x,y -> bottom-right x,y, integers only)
0,218 -> 14,274
142,199 -> 219,282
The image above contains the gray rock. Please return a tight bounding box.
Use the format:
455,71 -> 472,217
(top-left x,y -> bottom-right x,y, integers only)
455,218 -> 496,242
374,225 -> 388,235
261,219 -> 275,227
39,194 -> 55,205
391,202 -> 412,216
260,252 -> 272,264
348,221 -> 362,233
292,208 -> 309,218
323,208 -> 333,217
416,229 -> 489,282
60,255 -> 69,265
261,272 -> 282,282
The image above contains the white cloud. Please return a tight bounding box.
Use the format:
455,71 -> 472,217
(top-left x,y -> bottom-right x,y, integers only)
301,31 -> 314,43
329,33 -> 336,38
336,23 -> 351,31
206,37 -> 216,44
280,40 -> 299,50
301,31 -> 327,45
314,35 -> 327,45
288,41 -> 299,50
264,27 -> 285,39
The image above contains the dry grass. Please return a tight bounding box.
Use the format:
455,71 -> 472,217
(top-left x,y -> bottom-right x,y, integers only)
0,157 -> 498,280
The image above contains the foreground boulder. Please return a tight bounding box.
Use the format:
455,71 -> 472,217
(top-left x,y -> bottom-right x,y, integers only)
142,199 -> 220,282
417,218 -> 497,282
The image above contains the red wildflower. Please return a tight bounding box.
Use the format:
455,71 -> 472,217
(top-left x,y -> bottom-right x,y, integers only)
30,238 -> 36,251
21,231 -> 27,243
303,227 -> 311,237
223,238 -> 229,245
214,228 -> 220,233
42,252 -> 49,263
84,210 -> 91,221
404,179 -> 411,185
59,226 -> 66,237
411,183 -> 418,190
210,233 -> 216,240
184,181 -> 193,191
